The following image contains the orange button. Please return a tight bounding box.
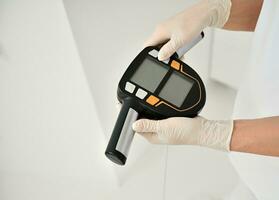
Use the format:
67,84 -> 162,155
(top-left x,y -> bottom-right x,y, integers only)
146,95 -> 160,106
170,60 -> 180,70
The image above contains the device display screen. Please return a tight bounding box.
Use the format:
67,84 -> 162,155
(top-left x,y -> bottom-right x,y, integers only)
130,57 -> 168,92
159,71 -> 194,107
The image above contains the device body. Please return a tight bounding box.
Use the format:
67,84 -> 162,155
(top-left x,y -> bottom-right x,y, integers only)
105,33 -> 206,165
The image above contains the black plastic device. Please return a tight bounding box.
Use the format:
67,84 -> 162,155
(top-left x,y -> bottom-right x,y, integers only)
105,33 -> 206,165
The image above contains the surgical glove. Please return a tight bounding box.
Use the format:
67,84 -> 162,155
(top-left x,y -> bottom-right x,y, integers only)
145,0 -> 231,61
133,116 -> 233,151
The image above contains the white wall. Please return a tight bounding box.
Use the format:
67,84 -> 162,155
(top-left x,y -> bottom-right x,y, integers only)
210,29 -> 253,90
0,1 -> 118,199
0,0 -> 255,199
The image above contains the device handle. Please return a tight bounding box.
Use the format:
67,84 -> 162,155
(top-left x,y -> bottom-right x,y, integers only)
105,98 -> 139,165
176,32 -> 204,58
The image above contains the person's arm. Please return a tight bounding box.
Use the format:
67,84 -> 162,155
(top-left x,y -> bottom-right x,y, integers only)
223,0 -> 263,31
145,0 -> 263,61
132,116 -> 279,157
231,117 -> 279,156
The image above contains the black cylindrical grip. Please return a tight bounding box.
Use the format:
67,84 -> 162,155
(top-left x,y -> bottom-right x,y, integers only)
105,98 -> 138,165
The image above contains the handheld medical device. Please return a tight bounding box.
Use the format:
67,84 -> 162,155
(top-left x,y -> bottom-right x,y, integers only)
105,32 -> 206,165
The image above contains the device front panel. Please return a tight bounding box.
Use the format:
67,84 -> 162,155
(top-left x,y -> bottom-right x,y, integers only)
119,47 -> 203,116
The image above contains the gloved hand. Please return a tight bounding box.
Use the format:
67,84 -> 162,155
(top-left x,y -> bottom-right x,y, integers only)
133,116 -> 233,151
145,0 -> 231,61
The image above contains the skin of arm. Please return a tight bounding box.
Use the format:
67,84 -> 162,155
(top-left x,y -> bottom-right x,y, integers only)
224,0 -> 279,156
231,117 -> 279,156
222,0 -> 279,156
223,0 -> 264,31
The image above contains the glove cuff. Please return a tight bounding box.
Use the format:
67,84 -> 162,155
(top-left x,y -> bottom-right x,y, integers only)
206,0 -> 232,28
197,118 -> 234,151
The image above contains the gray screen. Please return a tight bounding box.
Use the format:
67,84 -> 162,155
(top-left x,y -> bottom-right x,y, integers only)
159,71 -> 194,107
130,57 -> 168,92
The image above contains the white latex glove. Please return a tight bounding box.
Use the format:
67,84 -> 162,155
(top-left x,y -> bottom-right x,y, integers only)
145,0 -> 231,61
133,116 -> 233,151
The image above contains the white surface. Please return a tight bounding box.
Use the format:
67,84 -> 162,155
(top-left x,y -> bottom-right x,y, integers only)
0,0 -> 117,199
0,1 -> 166,200
0,0 -> 258,199
210,29 -> 253,90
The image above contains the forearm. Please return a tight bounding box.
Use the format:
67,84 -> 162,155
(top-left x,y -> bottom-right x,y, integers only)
230,116 -> 279,156
223,0 -> 263,31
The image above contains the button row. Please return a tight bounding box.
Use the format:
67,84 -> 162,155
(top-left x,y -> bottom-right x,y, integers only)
125,82 -> 160,106
125,82 -> 147,99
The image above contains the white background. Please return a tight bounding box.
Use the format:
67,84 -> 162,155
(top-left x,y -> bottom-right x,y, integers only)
0,0 -> 255,199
